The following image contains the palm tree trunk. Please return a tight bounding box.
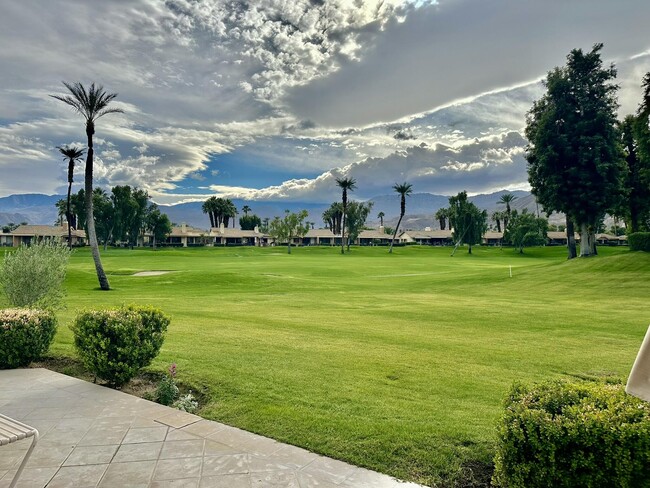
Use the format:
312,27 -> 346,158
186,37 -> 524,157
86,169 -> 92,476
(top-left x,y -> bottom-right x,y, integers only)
66,181 -> 73,250
389,214 -> 403,253
85,125 -> 110,290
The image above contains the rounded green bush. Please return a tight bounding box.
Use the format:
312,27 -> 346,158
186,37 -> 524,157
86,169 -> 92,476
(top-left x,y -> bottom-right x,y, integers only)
493,379 -> 650,488
629,232 -> 650,252
0,308 -> 57,369
71,305 -> 170,387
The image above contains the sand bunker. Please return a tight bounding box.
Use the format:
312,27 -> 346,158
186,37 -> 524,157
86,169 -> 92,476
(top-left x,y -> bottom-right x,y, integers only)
132,271 -> 173,277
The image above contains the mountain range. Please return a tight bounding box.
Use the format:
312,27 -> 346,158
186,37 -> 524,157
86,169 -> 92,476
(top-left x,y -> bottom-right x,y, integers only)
0,190 -> 555,231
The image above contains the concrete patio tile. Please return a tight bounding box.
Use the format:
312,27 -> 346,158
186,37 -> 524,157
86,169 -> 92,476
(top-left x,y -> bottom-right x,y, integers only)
132,416 -> 164,428
24,445 -> 73,468
203,439 -> 243,456
63,444 -> 119,466
123,425 -> 169,444
24,406 -> 71,420
250,469 -> 299,488
46,464 -> 108,488
113,441 -> 164,462
266,445 -> 319,469
150,478 -> 200,488
248,455 -> 293,473
92,415 -> 135,429
299,456 -> 358,485
155,410 -> 202,429
210,426 -> 282,456
201,454 -> 250,477
0,451 -> 24,470
0,466 -> 58,488
180,419 -> 226,438
159,439 -> 205,459
294,471 -> 342,488
166,428 -> 202,441
342,467 -> 414,487
153,457 -> 203,481
198,473 -> 251,488
78,426 -> 129,446
99,460 -> 156,487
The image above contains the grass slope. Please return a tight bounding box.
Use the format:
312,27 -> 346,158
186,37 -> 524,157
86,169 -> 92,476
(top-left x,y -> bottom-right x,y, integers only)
12,245 -> 650,485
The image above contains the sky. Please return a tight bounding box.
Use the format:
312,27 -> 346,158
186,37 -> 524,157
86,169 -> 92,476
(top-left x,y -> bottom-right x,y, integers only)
1,0 -> 649,206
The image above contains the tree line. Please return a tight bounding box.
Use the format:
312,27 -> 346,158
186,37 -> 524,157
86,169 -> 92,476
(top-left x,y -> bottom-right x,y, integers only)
56,185 -> 171,249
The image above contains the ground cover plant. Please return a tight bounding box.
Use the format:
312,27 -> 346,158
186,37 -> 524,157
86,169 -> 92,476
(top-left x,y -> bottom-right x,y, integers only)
4,245 -> 648,486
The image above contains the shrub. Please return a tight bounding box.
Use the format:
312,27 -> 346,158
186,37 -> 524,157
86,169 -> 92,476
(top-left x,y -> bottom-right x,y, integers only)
629,232 -> 650,252
71,305 -> 170,387
0,308 -> 57,368
493,379 -> 650,488
0,241 -> 71,308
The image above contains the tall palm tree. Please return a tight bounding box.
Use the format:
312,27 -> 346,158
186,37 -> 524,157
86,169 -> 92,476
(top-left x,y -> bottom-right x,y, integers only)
378,211 -> 385,227
335,177 -> 356,254
242,205 -> 251,216
57,145 -> 85,249
51,82 -> 123,290
389,182 -> 413,253
497,193 -> 517,231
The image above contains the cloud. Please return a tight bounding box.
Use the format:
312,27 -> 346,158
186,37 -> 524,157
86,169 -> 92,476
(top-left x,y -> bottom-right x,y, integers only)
206,131 -> 529,202
285,0 -> 650,127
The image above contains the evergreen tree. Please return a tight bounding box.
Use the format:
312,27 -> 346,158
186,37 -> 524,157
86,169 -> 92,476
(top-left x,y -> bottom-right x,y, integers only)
525,44 -> 624,258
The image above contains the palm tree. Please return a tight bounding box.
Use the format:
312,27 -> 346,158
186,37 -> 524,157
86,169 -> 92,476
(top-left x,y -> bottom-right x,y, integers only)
497,193 -> 517,231
57,145 -> 85,249
389,182 -> 413,253
51,82 -> 123,290
242,205 -> 251,216
435,208 -> 448,230
202,198 -> 215,228
378,211 -> 385,227
491,211 -> 504,233
335,177 -> 356,254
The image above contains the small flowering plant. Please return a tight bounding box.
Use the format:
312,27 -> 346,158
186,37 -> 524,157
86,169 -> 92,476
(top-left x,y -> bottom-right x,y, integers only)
155,362 -> 179,406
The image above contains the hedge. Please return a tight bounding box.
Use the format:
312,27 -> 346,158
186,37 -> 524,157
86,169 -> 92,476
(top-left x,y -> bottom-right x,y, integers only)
493,379 -> 650,487
0,308 -> 57,368
71,305 -> 170,387
628,232 -> 650,252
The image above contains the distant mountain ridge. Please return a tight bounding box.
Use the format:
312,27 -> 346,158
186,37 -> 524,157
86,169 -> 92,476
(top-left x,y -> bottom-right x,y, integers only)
0,190 -> 547,230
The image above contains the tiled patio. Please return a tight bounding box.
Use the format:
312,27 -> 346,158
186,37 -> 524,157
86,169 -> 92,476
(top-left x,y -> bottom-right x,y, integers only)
0,369 -> 424,487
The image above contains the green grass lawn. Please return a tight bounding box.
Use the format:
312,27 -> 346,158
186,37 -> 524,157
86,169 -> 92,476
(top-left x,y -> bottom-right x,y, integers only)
9,245 -> 650,486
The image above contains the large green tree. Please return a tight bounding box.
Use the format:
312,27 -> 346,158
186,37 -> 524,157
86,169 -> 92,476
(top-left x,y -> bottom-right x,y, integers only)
504,209 -> 548,253
51,82 -> 123,289
268,210 -> 309,254
345,201 -> 373,251
525,44 -> 624,258
56,145 -> 84,249
389,182 -> 412,253
619,115 -> 650,232
146,204 -> 172,250
240,214 -> 262,231
336,177 -> 356,254
448,191 -> 488,255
